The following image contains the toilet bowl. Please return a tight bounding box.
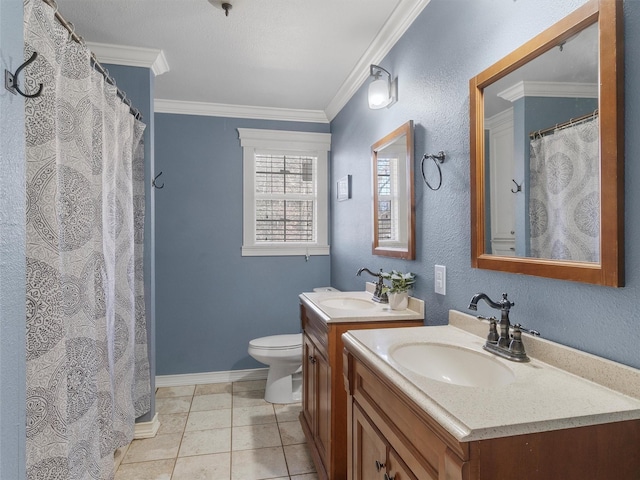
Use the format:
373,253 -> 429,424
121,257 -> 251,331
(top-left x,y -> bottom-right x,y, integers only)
248,334 -> 303,404
248,287 -> 339,404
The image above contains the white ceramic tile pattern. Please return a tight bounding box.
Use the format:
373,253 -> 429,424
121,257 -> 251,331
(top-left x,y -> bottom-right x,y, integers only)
117,381 -> 315,479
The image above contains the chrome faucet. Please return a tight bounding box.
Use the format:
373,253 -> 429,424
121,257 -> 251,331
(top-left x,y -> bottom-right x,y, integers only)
356,267 -> 388,303
468,292 -> 539,362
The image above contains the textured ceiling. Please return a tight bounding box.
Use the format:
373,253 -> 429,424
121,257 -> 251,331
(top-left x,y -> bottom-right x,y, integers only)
54,0 -> 427,118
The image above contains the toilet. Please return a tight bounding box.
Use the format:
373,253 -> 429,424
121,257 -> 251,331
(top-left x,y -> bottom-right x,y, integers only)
248,287 -> 339,404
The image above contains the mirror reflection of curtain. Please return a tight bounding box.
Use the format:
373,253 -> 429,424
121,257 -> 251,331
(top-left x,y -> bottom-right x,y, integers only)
529,116 -> 599,262
23,0 -> 150,478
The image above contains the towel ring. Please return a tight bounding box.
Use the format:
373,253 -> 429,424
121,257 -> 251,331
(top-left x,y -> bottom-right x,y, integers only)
420,151 -> 446,191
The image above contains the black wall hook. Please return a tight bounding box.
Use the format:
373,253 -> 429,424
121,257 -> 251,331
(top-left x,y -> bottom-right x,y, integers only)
511,179 -> 523,193
152,171 -> 164,189
4,52 -> 44,98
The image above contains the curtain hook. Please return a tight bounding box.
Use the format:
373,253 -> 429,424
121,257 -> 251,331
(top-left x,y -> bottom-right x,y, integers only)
4,51 -> 43,98
152,172 -> 164,189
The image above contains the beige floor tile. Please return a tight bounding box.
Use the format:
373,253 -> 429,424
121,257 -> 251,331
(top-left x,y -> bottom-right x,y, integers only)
232,379 -> 267,392
157,413 -> 188,435
156,396 -> 192,414
291,474 -> 319,480
231,446 -> 288,480
190,392 -> 232,411
186,408 -> 232,431
232,389 -> 270,408
232,404 -> 276,426
115,459 -> 175,480
155,385 -> 195,398
195,382 -> 232,395
121,433 -> 182,464
274,402 -> 302,423
171,452 -> 231,480
278,420 -> 306,445
284,443 -> 316,476
233,423 -> 282,451
179,428 -> 231,457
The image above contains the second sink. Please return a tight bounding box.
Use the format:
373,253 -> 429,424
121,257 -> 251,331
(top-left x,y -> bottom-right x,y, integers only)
319,297 -> 376,311
389,342 -> 516,387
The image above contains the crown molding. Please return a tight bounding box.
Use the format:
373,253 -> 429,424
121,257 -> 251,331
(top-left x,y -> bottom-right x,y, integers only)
324,0 -> 432,121
485,107 -> 513,131
498,81 -> 598,102
86,42 -> 170,76
155,99 -> 329,123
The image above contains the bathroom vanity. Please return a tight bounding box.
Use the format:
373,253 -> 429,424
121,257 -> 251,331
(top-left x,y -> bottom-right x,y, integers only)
299,290 -> 424,480
343,310 -> 640,480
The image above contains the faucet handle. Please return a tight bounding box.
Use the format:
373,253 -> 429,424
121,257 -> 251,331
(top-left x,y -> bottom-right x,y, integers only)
512,323 -> 540,337
477,315 -> 499,344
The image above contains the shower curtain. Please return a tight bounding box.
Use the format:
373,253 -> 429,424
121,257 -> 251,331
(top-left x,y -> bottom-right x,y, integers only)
23,0 -> 150,478
529,117 -> 600,262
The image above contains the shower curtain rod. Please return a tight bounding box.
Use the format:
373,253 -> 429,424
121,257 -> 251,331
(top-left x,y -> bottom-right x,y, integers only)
529,109 -> 598,139
40,0 -> 143,121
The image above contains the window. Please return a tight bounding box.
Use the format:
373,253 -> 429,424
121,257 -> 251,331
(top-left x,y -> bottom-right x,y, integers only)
238,128 -> 331,256
376,150 -> 407,248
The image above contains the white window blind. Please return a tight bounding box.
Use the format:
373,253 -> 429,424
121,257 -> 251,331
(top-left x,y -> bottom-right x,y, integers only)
255,153 -> 316,243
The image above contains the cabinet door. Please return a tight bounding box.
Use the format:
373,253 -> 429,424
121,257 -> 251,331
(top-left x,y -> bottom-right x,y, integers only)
315,347 -> 331,467
302,333 -> 315,430
353,404 -> 387,480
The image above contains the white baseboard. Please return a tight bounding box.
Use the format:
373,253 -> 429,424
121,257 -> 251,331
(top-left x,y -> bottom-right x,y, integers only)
155,367 -> 268,388
134,412 -> 160,439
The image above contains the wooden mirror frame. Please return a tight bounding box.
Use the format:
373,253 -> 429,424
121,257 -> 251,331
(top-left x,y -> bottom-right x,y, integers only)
470,0 -> 624,286
372,120 -> 416,259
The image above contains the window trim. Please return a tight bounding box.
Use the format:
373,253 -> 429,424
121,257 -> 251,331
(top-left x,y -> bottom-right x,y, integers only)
238,128 -> 331,257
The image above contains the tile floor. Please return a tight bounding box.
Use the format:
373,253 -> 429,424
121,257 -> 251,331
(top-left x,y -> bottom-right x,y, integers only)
114,380 -> 318,480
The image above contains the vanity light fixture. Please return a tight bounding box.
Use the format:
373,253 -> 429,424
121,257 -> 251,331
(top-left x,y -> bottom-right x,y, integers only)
368,64 -> 397,109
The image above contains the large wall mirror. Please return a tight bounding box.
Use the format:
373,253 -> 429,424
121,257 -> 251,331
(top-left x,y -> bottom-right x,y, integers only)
372,120 -> 415,259
470,0 -> 624,286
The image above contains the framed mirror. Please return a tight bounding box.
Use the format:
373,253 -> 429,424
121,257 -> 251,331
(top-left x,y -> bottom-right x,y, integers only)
470,0 -> 624,286
372,120 -> 415,259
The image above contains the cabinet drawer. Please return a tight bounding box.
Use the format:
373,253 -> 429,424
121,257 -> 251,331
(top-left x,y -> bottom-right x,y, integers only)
352,358 -> 468,479
300,303 -> 328,359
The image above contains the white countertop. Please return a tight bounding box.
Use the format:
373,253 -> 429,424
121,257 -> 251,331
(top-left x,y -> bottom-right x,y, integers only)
300,290 -> 424,323
342,310 -> 640,442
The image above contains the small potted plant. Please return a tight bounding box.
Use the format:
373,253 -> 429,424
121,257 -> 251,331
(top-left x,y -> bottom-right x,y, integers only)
381,270 -> 416,310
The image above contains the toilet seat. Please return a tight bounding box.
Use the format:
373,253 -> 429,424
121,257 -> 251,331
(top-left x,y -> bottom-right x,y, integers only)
249,334 -> 302,351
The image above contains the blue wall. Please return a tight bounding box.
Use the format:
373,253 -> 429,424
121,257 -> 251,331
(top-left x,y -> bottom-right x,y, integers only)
0,0 -> 27,477
330,0 -> 640,369
154,115 -> 331,375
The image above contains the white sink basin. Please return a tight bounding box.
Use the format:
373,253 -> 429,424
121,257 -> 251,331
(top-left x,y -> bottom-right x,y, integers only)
389,343 -> 516,387
319,297 -> 377,311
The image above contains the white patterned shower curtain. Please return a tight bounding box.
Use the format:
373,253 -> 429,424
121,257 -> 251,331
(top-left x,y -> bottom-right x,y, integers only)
23,0 -> 150,479
529,116 -> 600,262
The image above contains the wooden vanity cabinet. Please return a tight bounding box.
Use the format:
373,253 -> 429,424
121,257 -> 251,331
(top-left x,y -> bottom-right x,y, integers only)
299,301 -> 423,480
353,403 -> 420,480
344,347 -> 640,480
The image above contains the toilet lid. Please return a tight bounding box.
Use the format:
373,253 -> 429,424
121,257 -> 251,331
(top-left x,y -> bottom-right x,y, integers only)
250,334 -> 302,350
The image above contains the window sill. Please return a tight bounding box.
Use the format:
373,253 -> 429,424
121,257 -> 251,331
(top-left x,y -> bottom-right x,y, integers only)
241,245 -> 330,257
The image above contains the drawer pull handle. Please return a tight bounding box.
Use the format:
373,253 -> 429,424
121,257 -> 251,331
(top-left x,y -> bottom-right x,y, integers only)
308,355 -> 316,364
375,460 -> 385,472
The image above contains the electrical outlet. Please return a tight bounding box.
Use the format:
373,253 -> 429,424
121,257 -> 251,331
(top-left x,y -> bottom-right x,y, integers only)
434,265 -> 446,295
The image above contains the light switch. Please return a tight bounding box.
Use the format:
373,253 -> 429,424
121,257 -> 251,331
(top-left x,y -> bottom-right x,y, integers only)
435,265 -> 446,295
